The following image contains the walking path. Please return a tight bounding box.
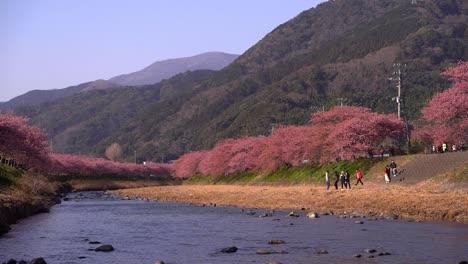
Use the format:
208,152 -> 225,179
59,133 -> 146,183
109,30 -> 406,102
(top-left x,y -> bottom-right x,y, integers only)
397,151 -> 468,185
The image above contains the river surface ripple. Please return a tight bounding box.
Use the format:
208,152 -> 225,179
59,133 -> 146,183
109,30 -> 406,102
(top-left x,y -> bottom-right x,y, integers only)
0,192 -> 467,264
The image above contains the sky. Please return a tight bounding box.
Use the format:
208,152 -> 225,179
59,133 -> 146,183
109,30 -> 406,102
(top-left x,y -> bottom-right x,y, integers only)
0,0 -> 325,102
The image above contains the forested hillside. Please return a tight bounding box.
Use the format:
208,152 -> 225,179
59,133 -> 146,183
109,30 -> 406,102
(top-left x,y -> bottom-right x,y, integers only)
11,0 -> 468,162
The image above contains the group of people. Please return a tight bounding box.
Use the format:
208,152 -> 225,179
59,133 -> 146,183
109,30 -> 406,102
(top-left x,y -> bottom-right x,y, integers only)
323,160 -> 398,189
324,169 -> 364,191
384,160 -> 398,183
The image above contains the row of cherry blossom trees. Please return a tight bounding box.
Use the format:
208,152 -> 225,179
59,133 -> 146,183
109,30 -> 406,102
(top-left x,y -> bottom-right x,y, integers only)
0,112 -> 171,177
173,107 -> 405,177
49,154 -> 171,178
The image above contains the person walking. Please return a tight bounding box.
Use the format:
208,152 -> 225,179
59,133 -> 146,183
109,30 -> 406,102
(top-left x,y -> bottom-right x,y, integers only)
325,170 -> 330,190
384,165 -> 391,183
333,171 -> 339,190
340,171 -> 346,190
345,171 -> 351,189
355,169 -> 364,185
389,160 -> 398,177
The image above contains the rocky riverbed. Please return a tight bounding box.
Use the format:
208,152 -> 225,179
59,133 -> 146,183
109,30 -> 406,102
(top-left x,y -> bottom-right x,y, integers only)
1,191 -> 467,264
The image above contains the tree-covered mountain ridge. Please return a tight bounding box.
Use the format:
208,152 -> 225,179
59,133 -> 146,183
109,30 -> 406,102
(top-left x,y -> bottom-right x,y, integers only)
12,0 -> 468,162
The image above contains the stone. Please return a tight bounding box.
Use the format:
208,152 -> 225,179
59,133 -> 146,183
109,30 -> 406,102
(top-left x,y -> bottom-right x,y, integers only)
7,259 -> 17,264
95,244 -> 114,252
220,246 -> 238,253
89,241 -> 101,244
19,261 -> 27,264
368,255 -> 375,258
78,257 -> 86,259
154,261 -> 165,264
364,249 -> 376,253
256,249 -> 288,255
355,221 -> 364,224
268,240 -> 286,245
353,254 -> 362,258
265,262 -> 282,264
287,212 -> 299,217
306,212 -> 319,218
378,252 -> 391,256
458,261 -> 468,264
29,258 -> 47,264
259,212 -> 273,218
316,249 -> 328,254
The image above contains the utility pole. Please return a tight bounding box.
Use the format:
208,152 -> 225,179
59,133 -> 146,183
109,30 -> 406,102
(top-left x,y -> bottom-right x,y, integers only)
389,63 -> 411,154
389,63 -> 404,119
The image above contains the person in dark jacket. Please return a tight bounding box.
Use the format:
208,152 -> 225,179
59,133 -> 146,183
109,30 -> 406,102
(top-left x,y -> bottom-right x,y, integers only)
345,171 -> 351,189
333,171 -> 339,190
340,171 -> 346,190
389,160 -> 397,177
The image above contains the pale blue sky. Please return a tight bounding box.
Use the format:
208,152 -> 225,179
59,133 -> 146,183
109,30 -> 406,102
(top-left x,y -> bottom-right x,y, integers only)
0,0 -> 324,102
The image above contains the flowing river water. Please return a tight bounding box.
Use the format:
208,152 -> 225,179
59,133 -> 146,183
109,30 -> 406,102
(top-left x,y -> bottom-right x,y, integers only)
0,192 -> 467,264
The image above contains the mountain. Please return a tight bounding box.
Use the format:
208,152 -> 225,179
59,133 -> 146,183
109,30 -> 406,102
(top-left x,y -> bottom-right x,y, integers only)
12,0 -> 468,162
0,80 -> 119,110
109,52 -> 239,86
0,52 -> 238,110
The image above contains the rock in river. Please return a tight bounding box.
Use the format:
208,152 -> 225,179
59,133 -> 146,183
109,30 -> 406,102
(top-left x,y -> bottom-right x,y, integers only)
95,244 -> 114,252
220,246 -> 238,253
306,212 -> 319,218
287,212 -> 299,217
268,240 -> 286,245
316,249 -> 328,254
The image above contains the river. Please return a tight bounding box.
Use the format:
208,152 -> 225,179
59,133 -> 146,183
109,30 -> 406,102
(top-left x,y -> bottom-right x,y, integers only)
0,192 -> 467,264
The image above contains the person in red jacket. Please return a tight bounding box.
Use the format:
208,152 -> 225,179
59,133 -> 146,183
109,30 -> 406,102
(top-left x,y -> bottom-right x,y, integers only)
355,169 -> 364,185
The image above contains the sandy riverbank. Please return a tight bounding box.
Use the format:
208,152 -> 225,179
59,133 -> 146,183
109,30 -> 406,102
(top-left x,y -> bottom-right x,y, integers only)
115,182 -> 468,223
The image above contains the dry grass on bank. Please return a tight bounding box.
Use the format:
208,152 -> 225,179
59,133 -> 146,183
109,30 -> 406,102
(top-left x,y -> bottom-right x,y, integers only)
67,179 -> 173,191
115,182 -> 468,223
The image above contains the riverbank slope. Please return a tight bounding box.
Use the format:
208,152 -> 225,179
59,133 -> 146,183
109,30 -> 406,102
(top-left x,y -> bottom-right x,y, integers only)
116,156 -> 468,223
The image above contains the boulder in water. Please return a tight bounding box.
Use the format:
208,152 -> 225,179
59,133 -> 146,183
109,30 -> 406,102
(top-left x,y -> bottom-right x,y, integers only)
306,212 -> 319,218
95,244 -> 114,252
287,212 -> 299,217
316,249 -> 328,254
220,246 -> 238,253
154,261 -> 165,264
268,240 -> 286,245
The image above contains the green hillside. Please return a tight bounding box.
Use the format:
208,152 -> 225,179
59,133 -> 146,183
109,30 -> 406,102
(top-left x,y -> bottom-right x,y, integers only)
13,0 -> 468,162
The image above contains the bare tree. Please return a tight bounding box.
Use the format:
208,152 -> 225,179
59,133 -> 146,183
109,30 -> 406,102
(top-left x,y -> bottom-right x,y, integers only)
105,143 -> 123,161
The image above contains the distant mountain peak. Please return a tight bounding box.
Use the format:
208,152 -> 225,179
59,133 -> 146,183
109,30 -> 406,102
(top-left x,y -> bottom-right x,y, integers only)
109,51 -> 239,86
80,79 -> 120,92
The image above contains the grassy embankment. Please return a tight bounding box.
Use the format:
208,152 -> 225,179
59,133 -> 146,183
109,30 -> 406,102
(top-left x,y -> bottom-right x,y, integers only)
116,156 -> 468,223
0,164 -> 62,235
185,158 -> 379,185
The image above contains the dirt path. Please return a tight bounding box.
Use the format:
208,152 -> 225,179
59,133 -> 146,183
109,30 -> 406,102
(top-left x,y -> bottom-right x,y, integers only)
396,151 -> 468,184
115,183 -> 468,223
